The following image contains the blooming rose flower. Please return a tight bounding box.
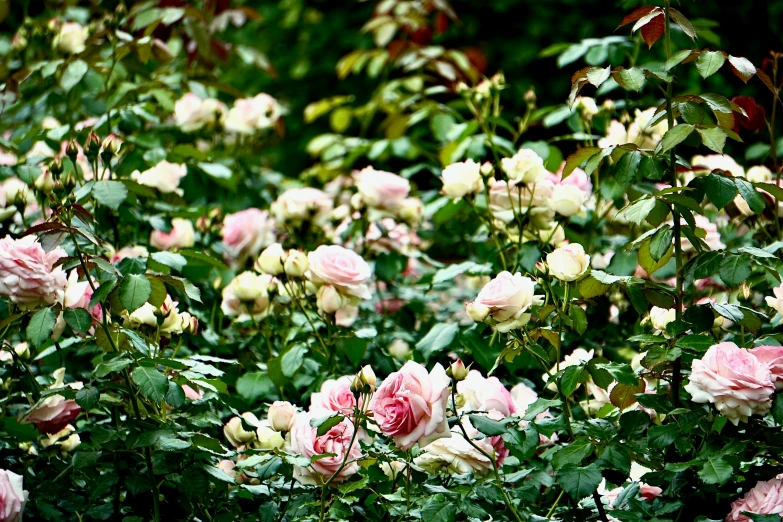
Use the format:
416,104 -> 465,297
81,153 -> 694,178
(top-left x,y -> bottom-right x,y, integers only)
488,179 -> 553,222
221,208 -> 276,268
223,93 -> 281,134
256,420 -> 285,450
370,361 -> 451,450
766,285 -> 783,316
441,159 -> 484,199
648,306 -> 676,334
174,93 -> 227,132
0,469 -> 27,522
510,382 -> 538,414
746,165 -> 772,183
310,376 -> 357,415
268,401 -> 296,432
221,272 -> 275,321
749,346 -> 783,390
355,167 -> 410,210
131,161 -> 187,195
500,149 -> 547,184
54,22 -> 88,54
307,245 -> 372,299
544,348 -> 594,391
123,295 -> 196,336
598,108 -> 669,150
41,424 -> 81,454
414,418 -> 502,476
0,235 -> 67,308
546,243 -> 590,282
271,187 -> 333,222
466,271 -> 539,332
684,342 -> 775,425
727,477 -> 783,522
457,370 -> 516,417
285,409 -> 362,485
690,154 -> 745,178
24,368 -> 82,435
150,218 -> 195,251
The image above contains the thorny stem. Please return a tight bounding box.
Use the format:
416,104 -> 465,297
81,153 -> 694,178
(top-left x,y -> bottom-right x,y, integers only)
663,0 -> 683,408
450,384 -> 524,522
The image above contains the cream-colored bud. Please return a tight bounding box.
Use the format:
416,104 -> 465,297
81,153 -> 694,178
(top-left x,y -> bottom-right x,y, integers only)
284,250 -> 308,278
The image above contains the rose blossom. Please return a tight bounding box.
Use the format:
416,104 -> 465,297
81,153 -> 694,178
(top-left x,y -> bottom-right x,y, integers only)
684,342 -> 775,425
223,93 -> 281,134
500,149 -> 547,184
221,208 -> 276,267
466,271 -> 539,332
749,346 -> 783,390
268,401 -> 296,432
310,376 -> 357,415
221,272 -> 275,321
510,382 -> 538,414
224,412 -> 260,448
285,409 -> 362,485
150,218 -> 195,251
440,159 -> 484,199
23,368 -> 81,435
414,418 -> 502,476
307,245 -> 372,299
110,245 -> 149,264
355,167 -> 410,210
271,187 -> 333,222
0,235 -> 67,308
54,22 -> 88,54
369,361 -> 451,450
174,93 -> 226,132
335,305 -> 358,327
766,284 -> 783,316
488,179 -> 553,222
131,161 -> 187,195
727,477 -> 783,522
546,243 -> 590,281
0,469 -> 27,522
457,370 -> 516,417
648,306 -> 676,333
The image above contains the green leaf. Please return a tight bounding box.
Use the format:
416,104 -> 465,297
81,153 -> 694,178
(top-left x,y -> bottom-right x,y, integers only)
736,179 -> 765,214
665,49 -> 693,71
166,381 -> 186,408
92,181 -> 129,210
150,252 -> 187,271
561,365 -> 585,397
586,66 -> 611,87
579,276 -> 611,299
563,147 -> 600,178
698,457 -> 733,485
648,423 -> 681,449
640,156 -> 667,180
281,343 -> 307,378
26,307 -> 57,347
433,261 -> 478,285
719,255 -> 751,287
675,334 -> 714,351
75,386 -> 100,410
552,438 -> 593,470
612,67 -> 646,91
660,124 -> 695,152
614,150 -> 641,187
60,60 -> 88,92
728,55 -> 756,83
649,226 -> 673,261
621,198 -> 656,225
63,308 -> 93,333
131,366 -> 168,403
416,323 -> 459,360
197,162 -> 232,179
420,496 -> 457,522
236,372 -> 276,402
89,280 -> 117,309
336,336 -> 366,365
597,444 -> 631,474
772,394 -> 783,426
556,463 -> 603,499
703,173 -> 737,209
311,413 -> 344,436
697,127 -> 727,153
120,274 -> 152,313
568,306 -> 587,336
469,414 -> 508,436
696,50 -> 726,78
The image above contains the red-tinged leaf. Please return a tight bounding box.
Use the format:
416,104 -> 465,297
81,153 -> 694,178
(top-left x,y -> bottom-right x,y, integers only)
669,9 -> 696,40
22,222 -> 69,236
640,14 -> 665,48
731,96 -> 766,132
587,66 -> 611,87
571,66 -> 591,84
631,9 -> 663,32
618,6 -> 657,28
71,204 -> 94,223
727,56 -> 756,83
756,69 -> 778,96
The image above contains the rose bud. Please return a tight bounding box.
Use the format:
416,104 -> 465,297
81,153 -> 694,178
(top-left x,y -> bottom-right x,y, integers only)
449,359 -> 469,381
466,302 -> 490,322
283,250 -> 308,278
316,285 -> 344,314
267,401 -> 296,432
255,243 -> 285,275
546,243 -> 591,282
388,339 -> 410,360
223,413 -> 259,448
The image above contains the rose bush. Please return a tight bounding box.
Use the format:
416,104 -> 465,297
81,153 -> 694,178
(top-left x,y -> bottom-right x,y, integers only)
0,1 -> 782,521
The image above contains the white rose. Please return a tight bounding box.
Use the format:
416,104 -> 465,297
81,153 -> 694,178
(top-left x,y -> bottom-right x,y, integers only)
54,22 -> 88,54
223,93 -> 281,134
548,184 -> 586,217
255,243 -> 286,275
440,159 -> 484,198
131,161 -> 187,195
500,149 -> 547,184
388,339 -> 410,360
355,167 -> 410,210
256,420 -> 285,450
746,165 -> 772,183
284,250 -> 308,277
316,285 -> 345,314
649,306 -> 676,333
174,93 -> 226,132
546,243 -> 590,281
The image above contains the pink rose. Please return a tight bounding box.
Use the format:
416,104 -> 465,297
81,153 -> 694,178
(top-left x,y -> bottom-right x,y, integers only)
365,218 -> 421,255
24,395 -> 81,435
0,469 -> 27,522
271,187 -> 333,222
749,345 -> 783,390
221,208 -> 276,267
182,384 -> 204,401
150,218 -> 195,251
466,271 -> 539,332
334,305 -> 358,327
355,167 -> 410,210
310,376 -> 357,415
671,215 -> 724,252
307,245 -> 372,299
684,342 -> 775,425
369,361 -> 451,450
110,245 -> 149,264
0,235 -> 67,308
727,477 -> 783,522
510,382 -> 538,414
285,409 -> 362,485
457,370 -> 516,417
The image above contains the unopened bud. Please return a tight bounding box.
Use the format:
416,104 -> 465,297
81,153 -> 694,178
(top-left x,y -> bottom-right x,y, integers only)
741,283 -> 751,300
352,365 -> 377,391
316,285 -> 344,314
267,401 -> 296,432
34,170 -> 56,193
388,339 -> 410,360
284,250 -> 308,278
84,132 -> 100,160
66,140 -> 79,163
448,359 -> 469,381
480,162 -> 494,176
465,302 -> 490,323
398,198 -> 423,224
49,157 -> 63,177
255,243 -> 285,275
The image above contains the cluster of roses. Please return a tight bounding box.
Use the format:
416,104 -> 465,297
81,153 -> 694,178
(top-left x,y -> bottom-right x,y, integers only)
174,92 -> 283,136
